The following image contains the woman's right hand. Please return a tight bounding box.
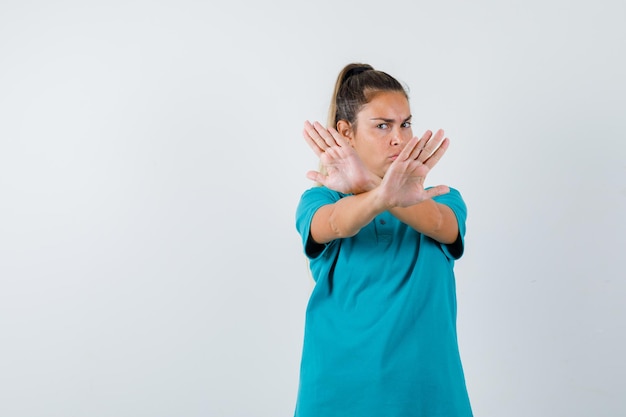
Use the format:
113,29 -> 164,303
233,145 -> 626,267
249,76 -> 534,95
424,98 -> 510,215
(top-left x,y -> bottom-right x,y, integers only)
303,121 -> 379,194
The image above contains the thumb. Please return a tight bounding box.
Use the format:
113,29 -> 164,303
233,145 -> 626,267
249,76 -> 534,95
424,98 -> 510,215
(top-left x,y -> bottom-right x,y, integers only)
306,170 -> 324,183
425,185 -> 450,199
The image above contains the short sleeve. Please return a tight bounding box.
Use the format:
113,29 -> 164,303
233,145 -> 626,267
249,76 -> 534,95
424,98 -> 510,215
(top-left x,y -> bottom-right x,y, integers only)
295,186 -> 345,259
433,187 -> 468,260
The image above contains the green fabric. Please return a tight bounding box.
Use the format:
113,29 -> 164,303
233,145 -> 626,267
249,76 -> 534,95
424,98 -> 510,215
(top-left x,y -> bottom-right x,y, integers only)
294,186 -> 472,417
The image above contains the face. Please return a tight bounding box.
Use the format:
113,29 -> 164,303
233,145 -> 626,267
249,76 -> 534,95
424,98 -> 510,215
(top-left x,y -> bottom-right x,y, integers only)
341,91 -> 413,178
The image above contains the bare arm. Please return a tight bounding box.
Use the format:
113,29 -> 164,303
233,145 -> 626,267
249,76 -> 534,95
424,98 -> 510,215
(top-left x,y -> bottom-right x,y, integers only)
390,201 -> 459,244
310,190 -> 388,244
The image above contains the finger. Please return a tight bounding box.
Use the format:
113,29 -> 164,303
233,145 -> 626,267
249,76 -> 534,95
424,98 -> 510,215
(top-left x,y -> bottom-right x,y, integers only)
417,129 -> 444,162
424,184 -> 451,199
423,137 -> 450,169
397,136 -> 421,161
419,129 -> 433,144
408,130 -> 433,161
313,121 -> 341,148
306,171 -> 322,182
304,120 -> 332,152
415,130 -> 433,151
327,126 -> 352,148
306,170 -> 325,184
302,126 -> 324,157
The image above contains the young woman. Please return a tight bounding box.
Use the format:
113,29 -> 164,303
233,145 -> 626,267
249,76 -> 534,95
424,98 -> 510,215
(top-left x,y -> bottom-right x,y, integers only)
294,63 -> 473,416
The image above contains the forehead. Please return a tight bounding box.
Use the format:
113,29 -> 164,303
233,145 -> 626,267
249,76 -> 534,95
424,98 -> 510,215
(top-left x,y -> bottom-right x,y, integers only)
359,91 -> 410,118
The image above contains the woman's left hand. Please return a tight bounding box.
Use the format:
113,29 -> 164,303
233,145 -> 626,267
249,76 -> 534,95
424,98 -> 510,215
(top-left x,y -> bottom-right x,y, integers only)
378,129 -> 451,207
303,121 -> 379,194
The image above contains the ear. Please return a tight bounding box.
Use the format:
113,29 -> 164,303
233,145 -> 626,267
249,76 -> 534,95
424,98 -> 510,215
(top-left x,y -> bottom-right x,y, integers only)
336,120 -> 354,145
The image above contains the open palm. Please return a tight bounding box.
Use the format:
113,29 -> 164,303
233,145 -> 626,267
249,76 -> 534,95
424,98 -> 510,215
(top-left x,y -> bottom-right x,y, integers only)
379,129 -> 450,207
303,121 -> 378,194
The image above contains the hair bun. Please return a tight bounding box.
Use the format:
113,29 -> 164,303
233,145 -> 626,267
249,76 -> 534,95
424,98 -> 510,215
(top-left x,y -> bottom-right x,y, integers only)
341,63 -> 374,85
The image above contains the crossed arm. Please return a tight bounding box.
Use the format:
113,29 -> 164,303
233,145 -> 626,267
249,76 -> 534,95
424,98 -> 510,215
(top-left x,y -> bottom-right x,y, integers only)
303,121 -> 459,245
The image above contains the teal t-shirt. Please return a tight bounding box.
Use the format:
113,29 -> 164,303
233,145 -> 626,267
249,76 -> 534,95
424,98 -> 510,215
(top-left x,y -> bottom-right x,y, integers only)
294,186 -> 472,417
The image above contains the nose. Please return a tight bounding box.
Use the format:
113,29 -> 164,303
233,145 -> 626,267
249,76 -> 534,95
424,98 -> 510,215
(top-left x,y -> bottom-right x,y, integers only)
390,128 -> 402,146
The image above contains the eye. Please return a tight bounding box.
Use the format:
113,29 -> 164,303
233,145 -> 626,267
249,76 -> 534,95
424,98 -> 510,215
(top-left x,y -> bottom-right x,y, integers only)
401,121 -> 412,128
376,123 -> 389,129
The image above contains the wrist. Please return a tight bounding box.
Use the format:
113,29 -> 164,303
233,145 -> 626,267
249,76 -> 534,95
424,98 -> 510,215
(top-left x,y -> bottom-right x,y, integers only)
353,172 -> 382,194
369,184 -> 396,211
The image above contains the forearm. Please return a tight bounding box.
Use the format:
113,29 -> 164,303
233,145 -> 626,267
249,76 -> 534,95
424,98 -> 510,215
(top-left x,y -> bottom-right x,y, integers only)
390,200 -> 459,244
310,189 -> 388,244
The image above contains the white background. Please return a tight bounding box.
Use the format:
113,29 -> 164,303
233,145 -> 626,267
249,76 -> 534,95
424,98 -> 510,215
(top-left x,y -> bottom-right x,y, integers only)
1,1 -> 625,416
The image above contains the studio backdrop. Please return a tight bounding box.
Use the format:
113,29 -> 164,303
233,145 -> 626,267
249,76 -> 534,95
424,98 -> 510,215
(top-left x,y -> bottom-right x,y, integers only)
0,1 -> 624,416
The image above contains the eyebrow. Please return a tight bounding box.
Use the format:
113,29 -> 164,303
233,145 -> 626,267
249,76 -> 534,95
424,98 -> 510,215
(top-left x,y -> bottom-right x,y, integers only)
369,115 -> 412,123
